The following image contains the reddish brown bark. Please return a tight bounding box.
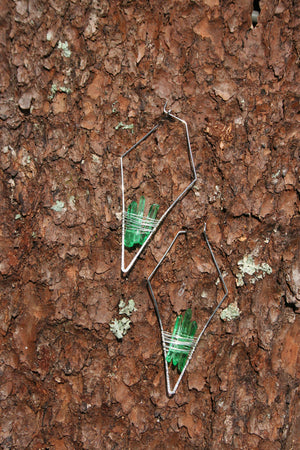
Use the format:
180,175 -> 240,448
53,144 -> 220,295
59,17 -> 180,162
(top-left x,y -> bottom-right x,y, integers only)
0,0 -> 299,448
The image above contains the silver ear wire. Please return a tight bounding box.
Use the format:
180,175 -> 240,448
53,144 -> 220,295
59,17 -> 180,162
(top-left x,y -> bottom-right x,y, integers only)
163,101 -> 172,115
147,225 -> 228,396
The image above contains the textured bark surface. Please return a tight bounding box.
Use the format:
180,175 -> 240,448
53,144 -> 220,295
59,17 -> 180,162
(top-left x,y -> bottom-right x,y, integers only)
0,0 -> 299,448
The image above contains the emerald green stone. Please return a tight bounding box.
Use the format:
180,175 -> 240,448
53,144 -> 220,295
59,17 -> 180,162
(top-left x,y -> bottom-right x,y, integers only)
134,195 -> 145,242
124,200 -> 138,248
139,203 -> 159,245
181,308 -> 192,334
167,309 -> 197,373
148,203 -> 160,219
178,320 -> 197,372
124,196 -> 159,248
172,345 -> 181,367
166,315 -> 182,363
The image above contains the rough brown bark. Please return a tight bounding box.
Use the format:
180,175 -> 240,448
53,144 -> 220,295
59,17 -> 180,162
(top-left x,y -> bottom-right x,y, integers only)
0,0 -> 299,448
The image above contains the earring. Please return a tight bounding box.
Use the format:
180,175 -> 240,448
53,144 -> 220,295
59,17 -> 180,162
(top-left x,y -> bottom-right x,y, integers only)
120,102 -> 197,274
147,224 -> 228,396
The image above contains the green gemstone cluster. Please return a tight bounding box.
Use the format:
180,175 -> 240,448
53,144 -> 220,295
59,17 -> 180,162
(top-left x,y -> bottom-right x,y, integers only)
124,196 -> 159,248
166,309 -> 197,373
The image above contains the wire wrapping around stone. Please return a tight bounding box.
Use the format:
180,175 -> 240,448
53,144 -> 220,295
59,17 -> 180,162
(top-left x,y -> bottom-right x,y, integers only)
162,331 -> 197,354
123,211 -> 159,233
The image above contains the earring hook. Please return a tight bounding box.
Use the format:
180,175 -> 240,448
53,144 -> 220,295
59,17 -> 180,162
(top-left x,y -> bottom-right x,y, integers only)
163,101 -> 172,115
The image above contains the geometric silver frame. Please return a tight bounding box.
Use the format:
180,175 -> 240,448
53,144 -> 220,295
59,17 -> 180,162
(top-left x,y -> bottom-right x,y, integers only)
147,224 -> 228,396
121,103 -> 197,274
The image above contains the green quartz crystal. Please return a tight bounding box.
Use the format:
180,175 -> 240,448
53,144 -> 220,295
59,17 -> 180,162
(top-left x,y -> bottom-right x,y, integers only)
166,309 -> 197,373
166,315 -> 182,363
139,203 -> 159,245
124,200 -> 138,248
134,195 -> 145,243
124,196 -> 159,248
178,320 -> 197,372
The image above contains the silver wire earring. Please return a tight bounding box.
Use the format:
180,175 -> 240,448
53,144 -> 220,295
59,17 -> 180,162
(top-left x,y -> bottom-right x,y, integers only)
120,102 -> 197,274
147,224 -> 228,396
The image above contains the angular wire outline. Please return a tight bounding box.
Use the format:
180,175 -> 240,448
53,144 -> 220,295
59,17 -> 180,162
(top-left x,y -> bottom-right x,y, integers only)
147,224 -> 228,396
121,102 -> 197,274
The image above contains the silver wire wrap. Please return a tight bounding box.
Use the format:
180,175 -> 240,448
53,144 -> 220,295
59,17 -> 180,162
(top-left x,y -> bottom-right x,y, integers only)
162,330 -> 197,354
123,211 -> 159,233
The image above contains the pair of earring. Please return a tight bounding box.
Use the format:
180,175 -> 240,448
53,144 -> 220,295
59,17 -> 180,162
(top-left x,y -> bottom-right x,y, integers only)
120,103 -> 228,396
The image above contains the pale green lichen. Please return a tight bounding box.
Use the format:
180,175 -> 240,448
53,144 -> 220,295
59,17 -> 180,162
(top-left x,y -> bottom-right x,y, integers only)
112,101 -> 118,114
220,303 -> 241,321
110,299 -> 137,339
49,83 -> 72,100
272,169 -> 281,179
59,85 -> 72,94
110,317 -> 131,340
119,299 -> 137,316
92,154 -> 100,163
51,200 -> 66,212
15,213 -> 21,220
115,122 -> 134,133
49,83 -> 58,100
58,40 -> 71,58
236,255 -> 272,287
21,151 -> 31,166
